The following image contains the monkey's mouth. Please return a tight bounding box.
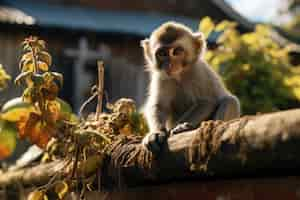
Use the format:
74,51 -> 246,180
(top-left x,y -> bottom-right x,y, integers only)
165,62 -> 183,76
166,64 -> 173,75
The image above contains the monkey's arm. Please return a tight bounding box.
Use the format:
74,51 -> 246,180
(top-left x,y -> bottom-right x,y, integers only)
170,99 -> 218,135
145,103 -> 169,132
142,102 -> 170,152
176,99 -> 218,125
213,95 -> 240,121
171,96 -> 240,135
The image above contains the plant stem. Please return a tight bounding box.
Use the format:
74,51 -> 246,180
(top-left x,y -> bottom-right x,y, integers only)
96,61 -> 104,121
29,44 -> 38,74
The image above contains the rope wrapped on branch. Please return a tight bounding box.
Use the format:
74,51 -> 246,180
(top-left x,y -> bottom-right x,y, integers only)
101,109 -> 300,189
2,109 -> 300,190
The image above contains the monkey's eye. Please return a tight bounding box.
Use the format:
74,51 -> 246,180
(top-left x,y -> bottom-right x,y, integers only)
156,48 -> 168,59
173,46 -> 184,56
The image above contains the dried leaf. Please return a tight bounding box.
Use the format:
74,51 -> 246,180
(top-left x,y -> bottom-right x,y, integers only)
37,40 -> 46,49
38,51 -> 52,66
51,72 -> 63,87
46,100 -> 61,122
18,113 -> 52,148
119,124 -> 132,135
15,71 -> 32,85
41,82 -> 59,101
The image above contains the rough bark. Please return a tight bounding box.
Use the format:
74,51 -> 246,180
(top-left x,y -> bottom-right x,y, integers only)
1,109 -> 300,189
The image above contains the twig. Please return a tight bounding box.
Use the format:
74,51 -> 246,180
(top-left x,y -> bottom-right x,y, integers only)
96,61 -> 105,121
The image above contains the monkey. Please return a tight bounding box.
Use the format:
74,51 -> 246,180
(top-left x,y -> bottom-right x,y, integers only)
140,21 -> 241,153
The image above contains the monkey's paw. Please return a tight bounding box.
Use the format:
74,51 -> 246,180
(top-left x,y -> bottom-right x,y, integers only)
170,122 -> 195,135
142,131 -> 168,153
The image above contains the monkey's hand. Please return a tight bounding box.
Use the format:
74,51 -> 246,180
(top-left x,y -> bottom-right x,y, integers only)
170,122 -> 195,136
142,131 -> 168,153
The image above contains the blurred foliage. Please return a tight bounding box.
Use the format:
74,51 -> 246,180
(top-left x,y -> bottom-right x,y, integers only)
200,17 -> 300,114
0,64 -> 11,91
284,14 -> 300,35
278,0 -> 300,38
288,0 -> 300,13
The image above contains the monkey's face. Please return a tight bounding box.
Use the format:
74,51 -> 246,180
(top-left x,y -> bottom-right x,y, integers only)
141,22 -> 205,78
154,44 -> 186,76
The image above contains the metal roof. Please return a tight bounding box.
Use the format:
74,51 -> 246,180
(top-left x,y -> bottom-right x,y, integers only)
0,0 -> 199,36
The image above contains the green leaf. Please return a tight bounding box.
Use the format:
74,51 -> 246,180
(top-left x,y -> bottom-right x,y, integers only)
32,73 -> 44,85
0,120 -> 17,160
56,98 -> 72,114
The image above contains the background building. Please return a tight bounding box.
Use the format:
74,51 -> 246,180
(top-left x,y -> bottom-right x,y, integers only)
0,0 -> 253,112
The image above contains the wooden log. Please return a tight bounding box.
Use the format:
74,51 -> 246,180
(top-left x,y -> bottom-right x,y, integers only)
101,109 -> 300,188
1,109 -> 300,189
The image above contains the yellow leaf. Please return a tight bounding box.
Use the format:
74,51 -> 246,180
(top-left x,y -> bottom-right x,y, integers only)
54,181 -> 68,199
0,64 -> 11,90
204,51 -> 214,61
27,190 -> 46,200
1,97 -> 36,122
46,100 -> 61,121
199,17 -> 215,38
20,59 -> 34,72
37,61 -> 49,71
215,20 -> 237,31
20,52 -> 33,64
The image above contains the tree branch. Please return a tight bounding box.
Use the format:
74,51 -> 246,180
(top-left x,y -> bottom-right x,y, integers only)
2,109 -> 300,189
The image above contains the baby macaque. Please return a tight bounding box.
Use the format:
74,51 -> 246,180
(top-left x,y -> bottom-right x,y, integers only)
141,22 -> 240,153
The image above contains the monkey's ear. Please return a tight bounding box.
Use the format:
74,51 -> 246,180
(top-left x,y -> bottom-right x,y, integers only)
140,38 -> 153,63
193,32 -> 206,57
140,38 -> 149,48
